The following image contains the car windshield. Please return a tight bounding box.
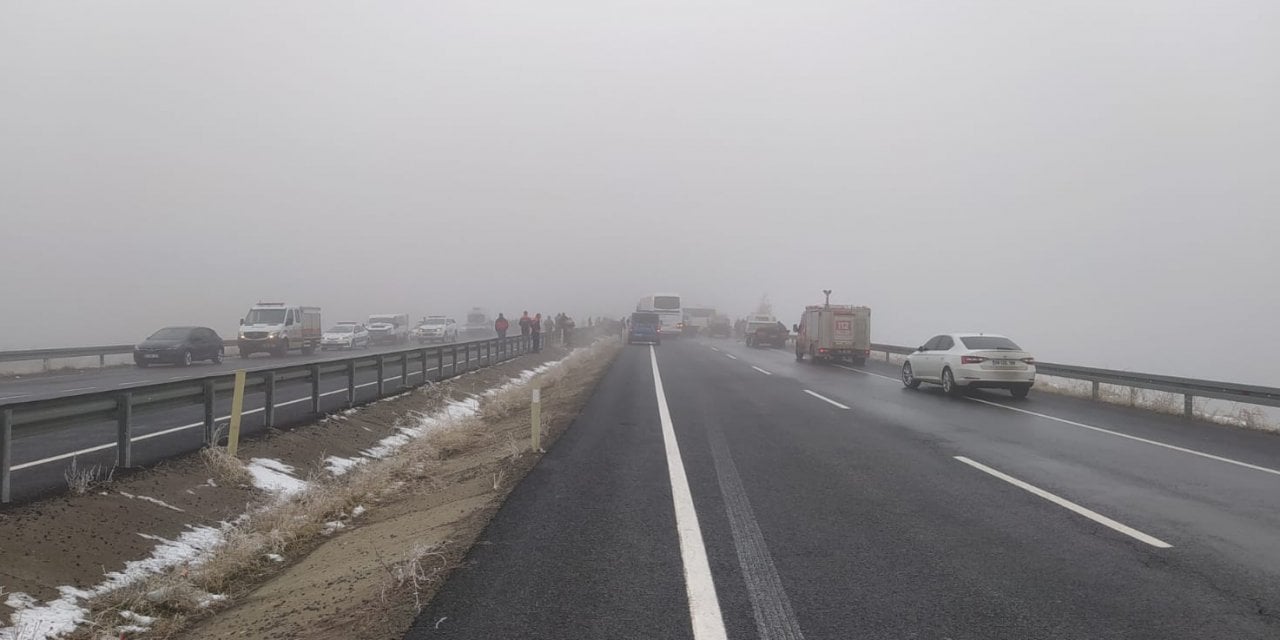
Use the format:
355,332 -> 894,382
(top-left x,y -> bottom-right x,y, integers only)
960,336 -> 1022,351
369,316 -> 397,324
246,308 -> 286,324
654,296 -> 680,310
147,327 -> 190,340
326,326 -> 354,333
467,313 -> 485,324
424,318 -> 446,325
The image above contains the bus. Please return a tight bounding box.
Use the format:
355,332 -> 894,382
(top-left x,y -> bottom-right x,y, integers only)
637,293 -> 683,336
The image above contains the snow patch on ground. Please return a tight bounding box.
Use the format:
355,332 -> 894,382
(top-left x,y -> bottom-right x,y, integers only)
351,505 -> 366,518
0,525 -> 225,640
324,455 -> 365,476
119,492 -> 185,512
245,458 -> 308,496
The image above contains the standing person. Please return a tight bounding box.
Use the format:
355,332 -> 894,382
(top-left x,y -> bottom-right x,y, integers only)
494,313 -> 509,339
562,315 -> 576,348
544,315 -> 556,344
519,311 -> 531,337
531,313 -> 543,352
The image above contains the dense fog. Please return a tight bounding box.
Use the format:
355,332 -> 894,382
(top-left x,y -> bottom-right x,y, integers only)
2,1 -> 1276,383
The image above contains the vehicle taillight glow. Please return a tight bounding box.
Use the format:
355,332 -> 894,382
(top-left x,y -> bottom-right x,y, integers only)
960,356 -> 987,364
1021,357 -> 1036,364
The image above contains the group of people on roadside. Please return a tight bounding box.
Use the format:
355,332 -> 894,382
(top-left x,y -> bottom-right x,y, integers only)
491,311 -> 579,352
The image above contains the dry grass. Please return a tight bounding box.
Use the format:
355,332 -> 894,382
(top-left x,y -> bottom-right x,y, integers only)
78,336 -> 622,639
198,427 -> 253,487
63,458 -> 115,496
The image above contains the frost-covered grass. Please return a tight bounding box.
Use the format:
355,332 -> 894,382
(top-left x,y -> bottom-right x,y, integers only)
48,343 -> 611,639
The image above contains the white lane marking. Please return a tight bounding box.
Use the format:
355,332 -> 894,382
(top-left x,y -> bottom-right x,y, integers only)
118,381 -> 150,387
62,387 -> 96,393
710,346 -> 721,352
169,376 -> 187,380
954,456 -> 1172,548
649,346 -> 729,640
274,397 -> 309,408
751,366 -> 773,376
803,389 -> 850,410
724,354 -> 739,360
0,393 -> 31,400
966,397 -> 1280,478
833,364 -> 899,382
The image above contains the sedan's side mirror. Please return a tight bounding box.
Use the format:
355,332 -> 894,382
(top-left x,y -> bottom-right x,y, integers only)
917,345 -> 927,352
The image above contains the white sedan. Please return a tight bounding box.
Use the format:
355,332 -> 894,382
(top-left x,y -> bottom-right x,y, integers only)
901,333 -> 1036,398
321,323 -> 370,350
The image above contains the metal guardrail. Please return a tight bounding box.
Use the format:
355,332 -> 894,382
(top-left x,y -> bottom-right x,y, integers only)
0,334 -> 542,503
0,345 -> 137,367
869,343 -> 1280,414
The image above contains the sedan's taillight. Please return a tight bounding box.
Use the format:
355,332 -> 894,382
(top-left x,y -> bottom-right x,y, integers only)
960,356 -> 987,364
1021,357 -> 1036,364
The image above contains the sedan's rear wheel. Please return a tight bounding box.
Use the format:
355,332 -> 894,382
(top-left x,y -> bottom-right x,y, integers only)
902,362 -> 921,389
942,368 -> 964,397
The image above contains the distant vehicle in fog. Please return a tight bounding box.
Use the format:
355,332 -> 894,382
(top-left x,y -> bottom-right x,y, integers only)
707,314 -> 733,338
238,303 -> 322,358
414,316 -> 458,344
795,304 -> 871,364
367,313 -> 410,345
134,327 -> 225,367
628,312 -> 661,345
682,306 -> 716,336
321,323 -> 370,350
902,333 -> 1036,399
743,315 -> 788,348
463,307 -> 492,338
637,293 -> 682,336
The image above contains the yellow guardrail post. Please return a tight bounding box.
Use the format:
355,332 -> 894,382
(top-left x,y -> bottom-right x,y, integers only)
227,369 -> 247,456
531,387 -> 543,452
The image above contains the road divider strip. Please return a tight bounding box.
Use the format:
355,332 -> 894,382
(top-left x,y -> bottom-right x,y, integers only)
803,390 -> 849,410
965,398 -> 1280,478
649,346 -> 729,640
954,456 -> 1172,548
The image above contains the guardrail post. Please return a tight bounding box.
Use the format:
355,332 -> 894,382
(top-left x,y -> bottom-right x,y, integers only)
310,364 -> 322,415
99,354 -> 106,368
400,352 -> 409,388
885,350 -> 891,362
1184,394 -> 1194,418
203,380 -> 215,444
116,392 -> 133,468
420,348 -> 429,384
377,356 -> 386,396
263,371 -> 276,428
346,360 -> 356,408
1,408 -> 12,504
1091,381 -> 1100,400
451,345 -> 459,376
42,358 -> 50,372
436,347 -> 444,382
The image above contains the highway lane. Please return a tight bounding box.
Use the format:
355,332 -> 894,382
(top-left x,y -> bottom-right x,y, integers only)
407,338 -> 1280,639
4,350 -> 495,503
0,337 -> 499,403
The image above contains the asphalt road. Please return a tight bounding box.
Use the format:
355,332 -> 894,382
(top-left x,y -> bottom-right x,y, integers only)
0,335 -> 496,403
407,337 -> 1280,639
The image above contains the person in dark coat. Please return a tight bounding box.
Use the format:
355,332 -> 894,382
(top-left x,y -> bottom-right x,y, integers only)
531,313 -> 543,352
519,311 -> 531,337
495,313 -> 510,339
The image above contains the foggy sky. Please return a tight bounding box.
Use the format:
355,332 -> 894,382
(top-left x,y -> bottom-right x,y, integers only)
2,1 -> 1277,384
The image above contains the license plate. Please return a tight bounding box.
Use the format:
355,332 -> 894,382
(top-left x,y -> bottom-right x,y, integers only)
992,359 -> 1018,366
144,354 -> 159,359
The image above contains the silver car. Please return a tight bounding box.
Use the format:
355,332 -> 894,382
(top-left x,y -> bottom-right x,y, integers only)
321,323 -> 370,350
902,333 -> 1036,398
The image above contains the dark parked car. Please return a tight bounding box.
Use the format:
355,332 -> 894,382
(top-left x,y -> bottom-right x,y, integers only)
134,327 -> 225,367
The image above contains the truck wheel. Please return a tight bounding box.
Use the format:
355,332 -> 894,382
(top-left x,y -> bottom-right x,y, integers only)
808,344 -> 817,363
795,349 -> 804,361
274,339 -> 289,358
302,343 -> 315,355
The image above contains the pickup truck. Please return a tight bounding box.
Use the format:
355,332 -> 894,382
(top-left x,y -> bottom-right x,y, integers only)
744,315 -> 789,348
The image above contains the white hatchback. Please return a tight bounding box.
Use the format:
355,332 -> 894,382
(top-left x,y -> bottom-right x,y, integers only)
902,333 -> 1036,398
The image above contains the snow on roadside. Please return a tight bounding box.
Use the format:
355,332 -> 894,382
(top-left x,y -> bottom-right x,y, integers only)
119,491 -> 185,512
0,351 -> 575,640
245,458 -> 308,497
0,525 -> 226,640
